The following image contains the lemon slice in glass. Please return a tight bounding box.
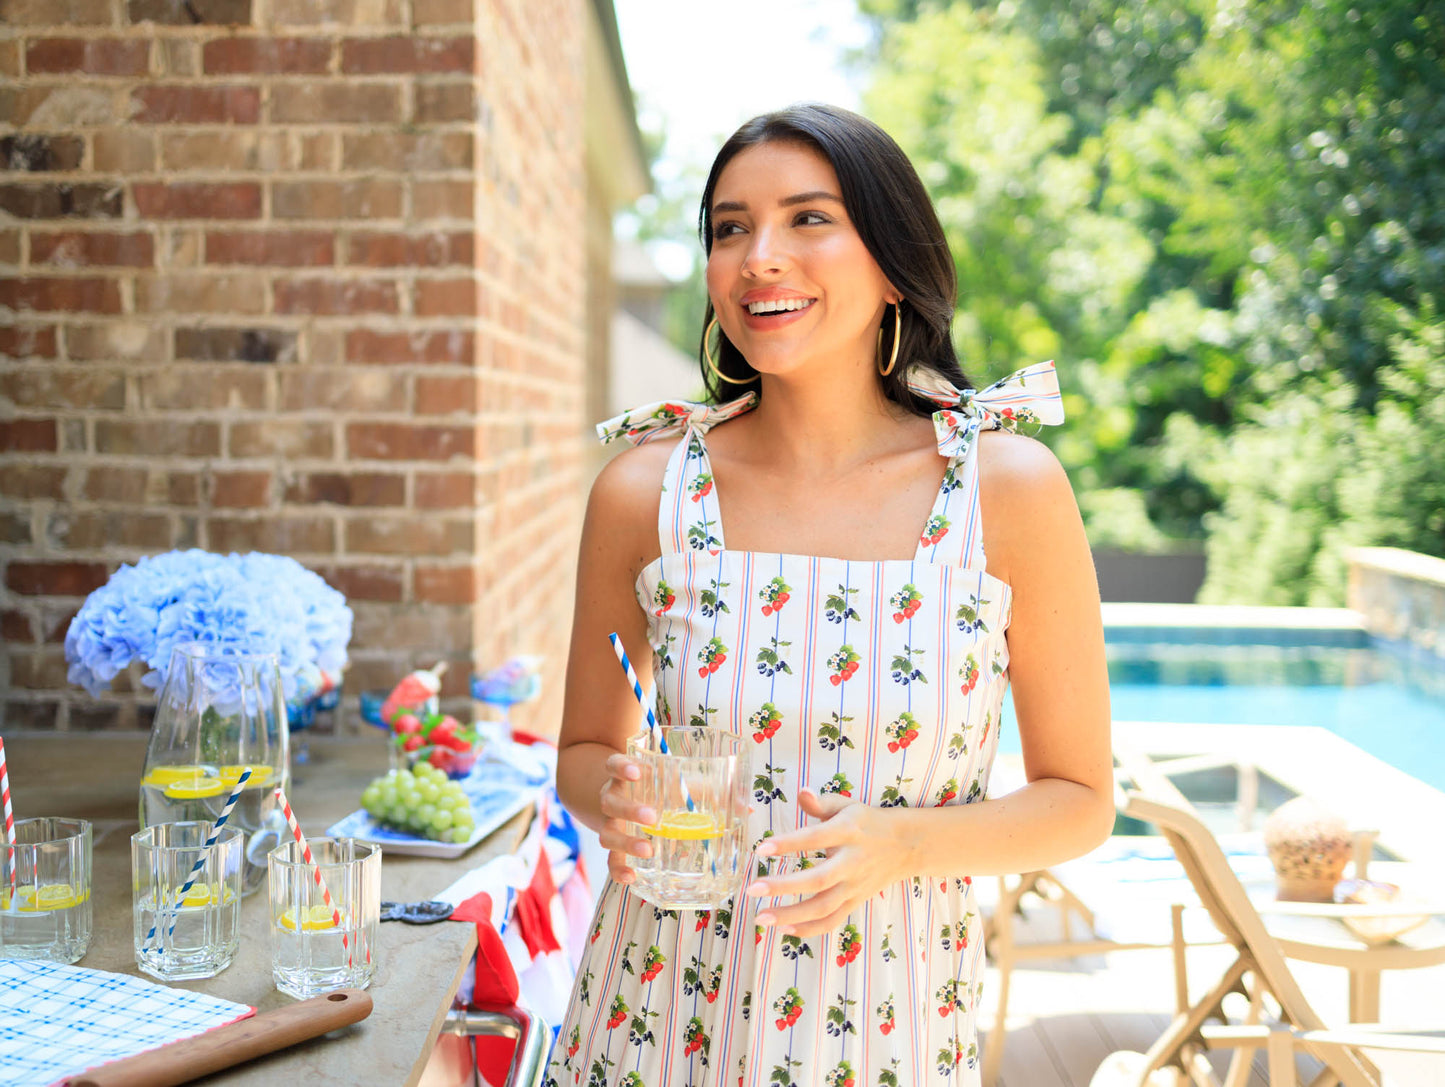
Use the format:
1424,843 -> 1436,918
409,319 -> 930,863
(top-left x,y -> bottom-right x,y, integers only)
218,764 -> 273,789
174,882 -> 234,908
8,883 -> 90,912
162,771 -> 228,799
279,904 -> 345,932
143,764 -> 218,788
648,810 -> 724,840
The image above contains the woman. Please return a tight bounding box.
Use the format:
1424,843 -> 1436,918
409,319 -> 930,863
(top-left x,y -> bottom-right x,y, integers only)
548,104 -> 1112,1087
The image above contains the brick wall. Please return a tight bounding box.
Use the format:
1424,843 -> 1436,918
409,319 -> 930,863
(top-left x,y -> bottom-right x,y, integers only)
0,0 -> 590,736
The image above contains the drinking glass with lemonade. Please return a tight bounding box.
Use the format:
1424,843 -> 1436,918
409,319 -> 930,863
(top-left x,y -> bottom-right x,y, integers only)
625,727 -> 750,910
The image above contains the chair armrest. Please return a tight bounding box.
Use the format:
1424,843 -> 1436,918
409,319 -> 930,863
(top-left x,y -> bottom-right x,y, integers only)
1298,1026 -> 1445,1055
442,1003 -> 551,1087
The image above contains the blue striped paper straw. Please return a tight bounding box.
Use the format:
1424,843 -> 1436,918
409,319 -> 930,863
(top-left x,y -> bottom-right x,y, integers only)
607,632 -> 695,812
144,767 -> 251,950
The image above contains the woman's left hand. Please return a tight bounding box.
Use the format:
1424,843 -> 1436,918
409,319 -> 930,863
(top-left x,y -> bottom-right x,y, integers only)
745,788 -> 910,939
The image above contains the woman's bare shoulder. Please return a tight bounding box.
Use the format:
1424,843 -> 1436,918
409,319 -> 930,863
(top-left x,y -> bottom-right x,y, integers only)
585,441 -> 679,568
976,429 -> 1083,580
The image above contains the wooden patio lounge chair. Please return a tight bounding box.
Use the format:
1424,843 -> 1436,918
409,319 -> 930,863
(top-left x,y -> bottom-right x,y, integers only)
1092,754 -> 1445,1087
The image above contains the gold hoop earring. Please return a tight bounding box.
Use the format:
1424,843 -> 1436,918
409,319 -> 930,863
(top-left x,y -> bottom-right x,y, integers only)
877,302 -> 902,377
704,316 -> 752,385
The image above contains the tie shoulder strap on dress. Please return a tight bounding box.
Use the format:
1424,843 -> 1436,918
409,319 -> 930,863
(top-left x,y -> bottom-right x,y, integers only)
595,394 -> 758,447
596,394 -> 756,557
908,360 -> 1066,569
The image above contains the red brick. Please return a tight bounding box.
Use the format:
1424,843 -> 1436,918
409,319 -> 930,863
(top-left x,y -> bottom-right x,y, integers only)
415,277 -> 477,316
136,273 -> 266,315
278,368 -> 405,412
344,517 -> 472,555
274,278 -> 398,316
340,130 -> 472,172
0,182 -> 122,219
208,516 -> 335,554
3,0 -> 113,24
0,229 -> 18,264
81,465 -> 145,502
412,0 -> 471,25
345,231 -> 472,267
229,420 -> 333,459
414,563 -> 476,603
284,471 -> 404,506
415,471 -> 473,508
413,180 -> 473,221
134,182 -> 261,220
341,36 -> 473,74
1,133 -> 86,172
5,561 -> 109,596
140,368 -> 268,410
1,511 -> 33,545
131,85 -> 260,124
93,131 -> 156,172
345,329 -> 472,364
203,37 -> 331,74
0,367 -> 126,410
128,0 -> 252,23
272,179 -> 402,220
415,374 -> 476,415
27,38 -> 151,76
0,465 -> 67,499
175,327 -> 296,362
0,41 -> 18,78
315,564 -> 403,603
94,420 -> 220,456
211,470 -> 273,507
0,276 -> 122,314
2,609 -> 35,642
205,230 -> 333,267
413,80 -> 474,123
269,0 -> 404,27
48,511 -> 173,551
9,649 -> 71,689
0,326 -> 59,359
268,82 -> 402,124
31,231 -> 155,267
347,423 -> 474,462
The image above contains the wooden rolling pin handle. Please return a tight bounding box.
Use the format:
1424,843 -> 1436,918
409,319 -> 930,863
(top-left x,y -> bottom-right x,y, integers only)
69,989 -> 374,1087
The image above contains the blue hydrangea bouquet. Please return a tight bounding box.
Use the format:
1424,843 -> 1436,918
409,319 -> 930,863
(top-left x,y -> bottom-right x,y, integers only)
64,549 -> 352,706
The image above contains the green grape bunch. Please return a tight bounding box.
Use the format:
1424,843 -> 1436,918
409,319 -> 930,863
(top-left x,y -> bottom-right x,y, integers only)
360,764 -> 477,843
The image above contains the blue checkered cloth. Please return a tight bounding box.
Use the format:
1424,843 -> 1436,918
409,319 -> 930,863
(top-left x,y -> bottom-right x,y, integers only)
0,959 -> 253,1087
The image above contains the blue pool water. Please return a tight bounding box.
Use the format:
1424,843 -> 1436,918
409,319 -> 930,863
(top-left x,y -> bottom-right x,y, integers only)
1001,637 -> 1445,792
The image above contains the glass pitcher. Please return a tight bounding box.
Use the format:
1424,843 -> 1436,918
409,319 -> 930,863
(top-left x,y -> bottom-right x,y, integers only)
141,644 -> 291,894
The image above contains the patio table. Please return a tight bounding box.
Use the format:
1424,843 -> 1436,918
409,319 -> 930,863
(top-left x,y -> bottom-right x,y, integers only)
2,731 -> 534,1086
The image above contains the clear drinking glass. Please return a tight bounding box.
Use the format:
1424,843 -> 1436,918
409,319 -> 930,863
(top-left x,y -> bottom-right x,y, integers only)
268,838 -> 380,999
0,817 -> 92,963
132,822 -> 243,981
626,727 -> 750,910
141,644 -> 291,895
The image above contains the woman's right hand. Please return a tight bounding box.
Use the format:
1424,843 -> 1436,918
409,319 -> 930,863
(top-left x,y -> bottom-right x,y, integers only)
597,752 -> 656,885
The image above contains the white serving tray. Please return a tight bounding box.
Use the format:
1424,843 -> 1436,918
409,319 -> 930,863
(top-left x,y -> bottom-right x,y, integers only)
327,744 -> 548,859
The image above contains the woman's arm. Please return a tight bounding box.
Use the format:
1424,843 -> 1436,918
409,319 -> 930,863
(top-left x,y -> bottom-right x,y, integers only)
554,444 -> 672,880
747,433 -> 1114,936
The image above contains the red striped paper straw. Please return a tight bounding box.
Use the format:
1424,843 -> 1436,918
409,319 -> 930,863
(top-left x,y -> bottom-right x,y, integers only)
272,785 -> 349,958
0,736 -> 14,904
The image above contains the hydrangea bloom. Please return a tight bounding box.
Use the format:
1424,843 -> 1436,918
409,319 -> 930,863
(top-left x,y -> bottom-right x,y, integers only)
64,549 -> 352,701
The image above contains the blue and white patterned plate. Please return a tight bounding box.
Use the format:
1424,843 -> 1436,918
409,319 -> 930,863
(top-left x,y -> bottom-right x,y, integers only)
327,742 -> 549,858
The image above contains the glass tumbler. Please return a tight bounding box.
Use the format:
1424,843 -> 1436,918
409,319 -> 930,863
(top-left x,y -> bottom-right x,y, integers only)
0,817 -> 92,963
626,727 -> 750,910
132,822 -> 243,981
268,838 -> 380,999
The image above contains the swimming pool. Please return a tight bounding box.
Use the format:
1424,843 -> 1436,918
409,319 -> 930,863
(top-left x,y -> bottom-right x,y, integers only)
1001,630 -> 1445,793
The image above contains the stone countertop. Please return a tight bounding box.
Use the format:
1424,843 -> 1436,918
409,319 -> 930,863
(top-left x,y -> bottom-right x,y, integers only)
3,731 -> 534,1086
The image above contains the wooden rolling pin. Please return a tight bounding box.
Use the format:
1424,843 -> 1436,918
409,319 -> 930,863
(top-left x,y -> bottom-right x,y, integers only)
68,989 -> 373,1087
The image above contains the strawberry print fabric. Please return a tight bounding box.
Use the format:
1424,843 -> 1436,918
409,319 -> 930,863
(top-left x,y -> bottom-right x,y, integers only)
550,363 -> 1062,1087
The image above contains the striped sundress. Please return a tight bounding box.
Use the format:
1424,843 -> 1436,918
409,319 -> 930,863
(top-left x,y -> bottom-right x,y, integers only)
545,362 -> 1064,1087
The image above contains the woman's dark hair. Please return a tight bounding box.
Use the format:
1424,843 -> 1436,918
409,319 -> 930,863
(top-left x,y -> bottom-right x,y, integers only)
697,103 -> 971,411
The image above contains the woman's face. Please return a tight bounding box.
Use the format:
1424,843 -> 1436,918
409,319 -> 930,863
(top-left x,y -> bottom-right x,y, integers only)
706,141 -> 896,381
